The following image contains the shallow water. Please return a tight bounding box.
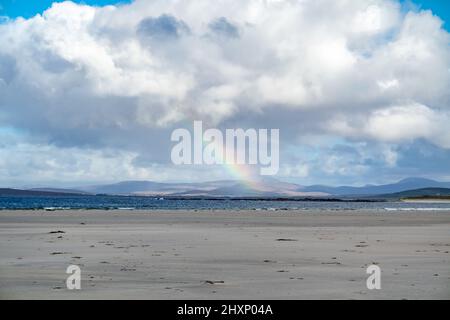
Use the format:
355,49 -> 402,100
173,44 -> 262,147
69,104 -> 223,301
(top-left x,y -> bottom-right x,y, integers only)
1,195 -> 450,210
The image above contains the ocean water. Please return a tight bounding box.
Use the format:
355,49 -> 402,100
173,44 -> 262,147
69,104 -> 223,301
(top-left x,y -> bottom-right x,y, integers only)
1,195 -> 450,211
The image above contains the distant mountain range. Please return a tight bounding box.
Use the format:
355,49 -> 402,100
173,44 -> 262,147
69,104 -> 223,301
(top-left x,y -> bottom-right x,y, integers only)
3,177 -> 448,198
379,187 -> 450,199
75,176 -> 327,197
301,177 -> 450,196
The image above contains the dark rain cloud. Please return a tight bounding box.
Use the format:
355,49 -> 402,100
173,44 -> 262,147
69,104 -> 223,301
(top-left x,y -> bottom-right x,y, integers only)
137,14 -> 190,41
208,17 -> 239,38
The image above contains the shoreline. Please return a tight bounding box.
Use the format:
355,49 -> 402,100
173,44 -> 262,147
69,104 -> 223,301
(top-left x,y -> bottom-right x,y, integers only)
1,205 -> 450,212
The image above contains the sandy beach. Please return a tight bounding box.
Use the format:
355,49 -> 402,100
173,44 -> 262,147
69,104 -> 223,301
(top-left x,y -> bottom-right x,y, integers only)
0,209 -> 449,300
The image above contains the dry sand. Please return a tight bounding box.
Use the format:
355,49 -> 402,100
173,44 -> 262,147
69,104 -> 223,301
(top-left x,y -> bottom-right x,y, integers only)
0,209 -> 449,299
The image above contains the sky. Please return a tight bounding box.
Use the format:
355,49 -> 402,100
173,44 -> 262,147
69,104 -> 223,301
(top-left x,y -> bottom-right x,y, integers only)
0,0 -> 450,188
402,0 -> 450,31
1,0 -> 449,26
0,0 -> 130,18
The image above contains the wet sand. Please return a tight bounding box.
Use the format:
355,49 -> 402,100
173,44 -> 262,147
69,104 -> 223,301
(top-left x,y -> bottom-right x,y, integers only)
0,209 -> 449,299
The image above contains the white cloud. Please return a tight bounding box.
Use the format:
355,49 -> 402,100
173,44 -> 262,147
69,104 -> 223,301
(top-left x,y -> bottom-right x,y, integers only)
327,103 -> 450,148
382,145 -> 398,167
0,0 -> 449,183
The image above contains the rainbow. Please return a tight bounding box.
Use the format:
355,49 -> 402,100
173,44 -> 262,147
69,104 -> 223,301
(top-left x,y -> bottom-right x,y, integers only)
172,120 -> 269,191
201,134 -> 263,191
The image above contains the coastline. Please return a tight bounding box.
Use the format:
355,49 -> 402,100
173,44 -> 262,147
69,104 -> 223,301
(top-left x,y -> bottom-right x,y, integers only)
1,209 -> 450,299
402,199 -> 450,203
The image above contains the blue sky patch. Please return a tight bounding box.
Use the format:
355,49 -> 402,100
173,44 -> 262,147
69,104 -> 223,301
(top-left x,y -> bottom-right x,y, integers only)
0,0 -> 131,18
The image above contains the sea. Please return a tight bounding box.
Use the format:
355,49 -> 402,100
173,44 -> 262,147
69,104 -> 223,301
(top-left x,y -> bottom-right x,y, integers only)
1,195 -> 450,211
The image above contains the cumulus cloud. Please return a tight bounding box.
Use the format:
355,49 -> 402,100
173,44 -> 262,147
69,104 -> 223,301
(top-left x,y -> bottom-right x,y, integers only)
0,0 -> 449,185
327,103 -> 450,148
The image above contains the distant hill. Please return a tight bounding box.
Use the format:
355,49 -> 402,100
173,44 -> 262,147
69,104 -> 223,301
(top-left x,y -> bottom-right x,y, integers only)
77,181 -> 166,195
0,188 -> 83,197
380,187 -> 450,199
27,188 -> 90,195
302,178 -> 450,196
77,177 -> 326,197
